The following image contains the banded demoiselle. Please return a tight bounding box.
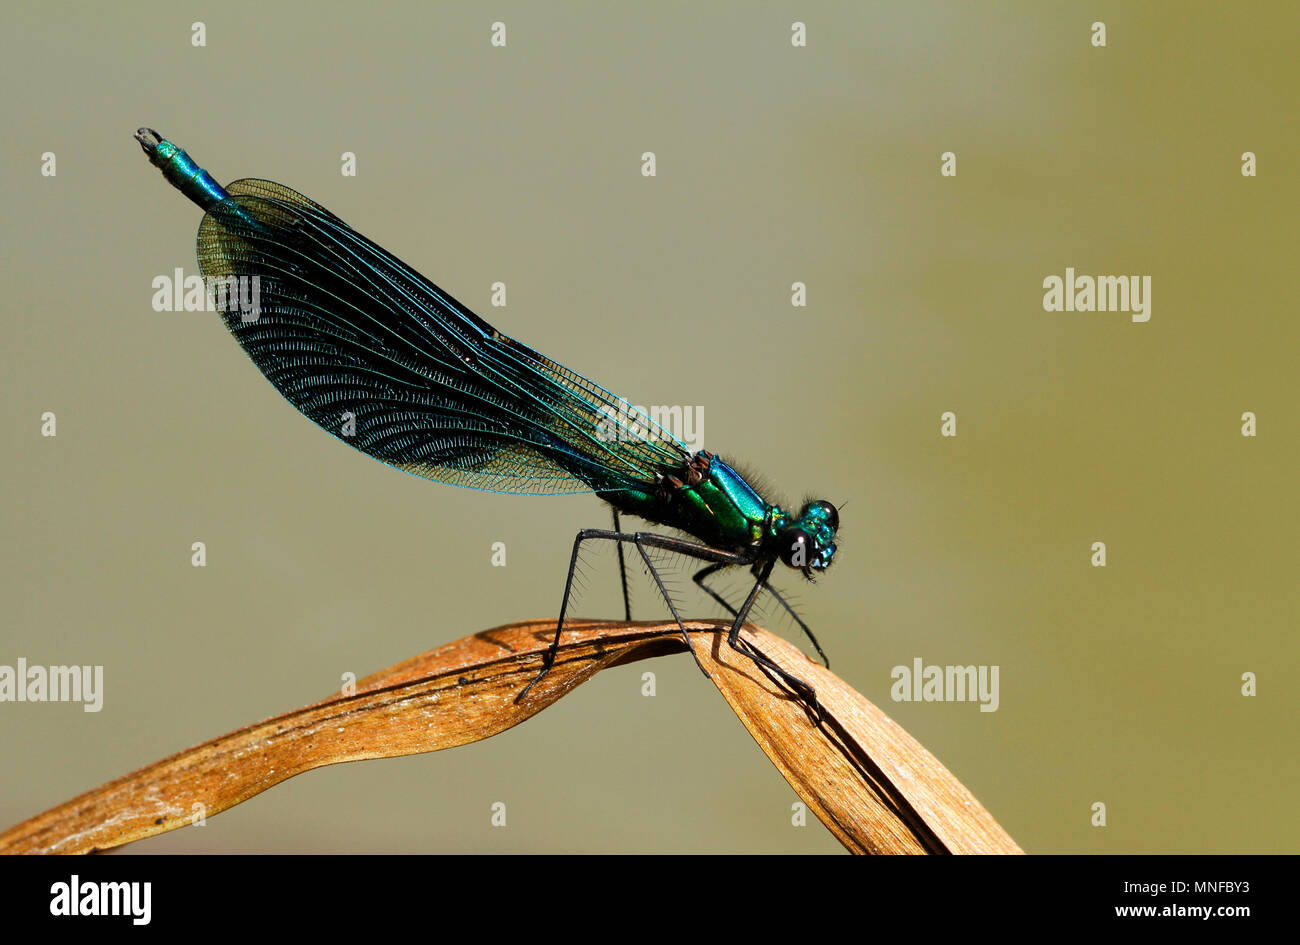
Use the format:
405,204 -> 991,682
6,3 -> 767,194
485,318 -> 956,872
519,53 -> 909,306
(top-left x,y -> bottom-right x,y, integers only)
133,128 -> 840,717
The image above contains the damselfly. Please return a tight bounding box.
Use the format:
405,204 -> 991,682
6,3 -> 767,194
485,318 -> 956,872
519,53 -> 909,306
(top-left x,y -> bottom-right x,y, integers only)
133,128 -> 840,717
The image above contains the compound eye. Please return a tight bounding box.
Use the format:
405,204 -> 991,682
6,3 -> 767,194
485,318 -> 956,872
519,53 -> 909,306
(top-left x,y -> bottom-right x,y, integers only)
778,528 -> 816,568
803,499 -> 839,532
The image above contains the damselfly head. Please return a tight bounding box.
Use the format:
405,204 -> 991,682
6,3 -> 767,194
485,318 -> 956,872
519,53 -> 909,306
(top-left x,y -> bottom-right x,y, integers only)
776,499 -> 838,577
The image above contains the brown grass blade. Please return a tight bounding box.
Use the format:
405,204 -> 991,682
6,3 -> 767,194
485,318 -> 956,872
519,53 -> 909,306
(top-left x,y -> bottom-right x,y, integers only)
698,628 -> 1023,854
0,619 -> 1020,854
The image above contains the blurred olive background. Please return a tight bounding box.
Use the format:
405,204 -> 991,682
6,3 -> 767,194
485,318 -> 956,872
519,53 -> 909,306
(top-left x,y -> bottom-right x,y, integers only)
2,1 -> 1295,854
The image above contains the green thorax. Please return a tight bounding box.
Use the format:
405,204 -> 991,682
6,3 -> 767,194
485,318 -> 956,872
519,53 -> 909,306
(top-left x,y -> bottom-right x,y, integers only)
600,454 -> 786,553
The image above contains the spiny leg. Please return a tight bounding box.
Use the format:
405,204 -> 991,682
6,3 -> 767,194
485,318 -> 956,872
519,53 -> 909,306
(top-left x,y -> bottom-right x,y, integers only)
612,508 -> 632,622
754,573 -> 829,670
616,540 -> 823,717
692,563 -> 739,617
516,529 -> 747,702
517,527 -> 604,702
695,563 -> 829,669
632,536 -> 711,677
726,560 -> 823,722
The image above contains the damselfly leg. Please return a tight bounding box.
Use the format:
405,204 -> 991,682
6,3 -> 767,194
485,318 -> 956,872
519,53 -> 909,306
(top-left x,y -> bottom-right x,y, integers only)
517,530 -> 823,721
612,509 -> 632,622
723,559 -> 823,721
692,563 -> 830,668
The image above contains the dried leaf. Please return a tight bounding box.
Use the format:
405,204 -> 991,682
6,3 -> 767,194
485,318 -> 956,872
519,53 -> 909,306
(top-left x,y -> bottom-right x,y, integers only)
0,619 -> 1020,854
699,628 -> 1022,854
